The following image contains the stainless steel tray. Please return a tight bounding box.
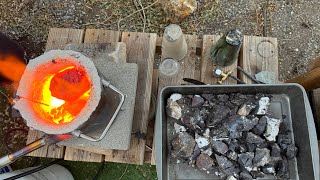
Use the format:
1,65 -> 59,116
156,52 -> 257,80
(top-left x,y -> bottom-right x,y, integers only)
155,84 -> 319,180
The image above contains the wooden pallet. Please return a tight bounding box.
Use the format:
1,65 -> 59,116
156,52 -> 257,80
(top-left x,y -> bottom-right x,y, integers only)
26,28 -> 279,165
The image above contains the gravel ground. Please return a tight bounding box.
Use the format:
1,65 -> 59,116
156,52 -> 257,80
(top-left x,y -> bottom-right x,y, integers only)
0,0 -> 319,179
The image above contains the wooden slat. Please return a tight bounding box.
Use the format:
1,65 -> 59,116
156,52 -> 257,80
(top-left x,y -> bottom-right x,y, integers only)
240,36 -> 278,83
27,28 -> 84,158
200,35 -> 237,85
64,147 -> 104,162
64,29 -> 121,162
104,32 -> 157,165
158,35 -> 198,90
153,35 -> 197,165
148,68 -> 159,165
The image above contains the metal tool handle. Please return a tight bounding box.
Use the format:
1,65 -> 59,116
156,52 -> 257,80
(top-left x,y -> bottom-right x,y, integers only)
0,134 -> 70,168
72,79 -> 125,142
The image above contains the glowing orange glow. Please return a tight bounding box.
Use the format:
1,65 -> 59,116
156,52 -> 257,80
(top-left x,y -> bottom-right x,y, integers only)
0,55 -> 26,82
33,65 -> 91,125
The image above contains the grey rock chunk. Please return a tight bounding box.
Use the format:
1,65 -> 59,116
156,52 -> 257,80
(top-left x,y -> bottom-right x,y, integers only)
264,117 -> 282,142
255,97 -> 270,115
240,171 -> 253,180
217,94 -> 229,102
238,152 -> 254,172
166,101 -> 182,120
201,93 -> 214,101
271,143 -> 281,157
277,134 -> 292,150
192,95 -> 205,107
215,154 -> 240,175
212,140 -> 229,154
261,164 -> 276,174
252,116 -> 267,135
246,132 -> 265,144
253,148 -> 271,167
207,105 -> 230,127
241,117 -> 259,131
227,151 -> 238,161
196,153 -> 214,171
237,102 -> 256,116
286,144 -> 298,160
275,156 -> 289,178
171,132 -> 196,158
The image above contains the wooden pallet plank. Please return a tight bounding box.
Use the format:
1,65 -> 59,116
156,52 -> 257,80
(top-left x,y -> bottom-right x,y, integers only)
27,28 -> 84,158
64,29 -> 121,162
158,35 -> 198,89
200,35 -> 237,85
240,36 -> 278,83
104,32 -> 157,165
153,35 -> 197,165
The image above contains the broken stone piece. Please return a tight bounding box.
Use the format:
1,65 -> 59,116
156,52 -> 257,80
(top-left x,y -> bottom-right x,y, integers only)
203,148 -> 213,156
253,148 -> 271,167
246,143 -> 256,152
275,156 -> 289,178
215,154 -> 240,175
237,102 -> 256,116
226,176 -> 237,180
171,132 -> 196,158
227,151 -> 238,161
207,105 -> 231,127
271,143 -> 281,157
286,144 -> 298,160
252,116 -> 267,135
203,128 -> 210,138
201,94 -> 214,101
277,134 -> 292,150
195,134 -> 210,149
261,164 -> 276,174
190,144 -> 201,161
167,101 -> 182,120
217,94 -> 229,102
240,171 -> 253,180
181,115 -> 194,129
250,171 -> 265,179
174,123 -> 186,133
264,117 -> 282,141
256,97 -> 270,115
238,152 -> 254,172
196,154 -> 214,171
241,116 -> 259,131
246,132 -> 265,144
212,140 -> 229,154
192,95 -> 205,107
161,0 -> 197,23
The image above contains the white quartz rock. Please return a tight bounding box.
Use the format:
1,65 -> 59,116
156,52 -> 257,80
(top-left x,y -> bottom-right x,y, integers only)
264,117 -> 282,141
256,97 -> 270,115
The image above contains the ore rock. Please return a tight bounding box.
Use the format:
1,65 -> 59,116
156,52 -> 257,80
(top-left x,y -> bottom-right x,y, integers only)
192,95 -> 205,107
171,132 -> 196,158
277,134 -> 292,151
174,123 -> 186,133
264,117 -> 282,142
239,171 -> 253,180
201,93 -> 214,101
226,176 -> 237,180
190,144 -> 201,161
246,143 -> 256,152
215,154 -> 240,175
228,140 -> 240,152
196,154 -> 214,171
270,143 -> 281,157
166,101 -> 182,120
239,144 -> 248,153
252,116 -> 267,135
255,97 -> 270,115
210,125 -> 229,138
217,94 -> 229,102
286,144 -> 298,160
203,128 -> 210,138
253,148 -> 271,167
241,116 -> 259,131
250,171 -> 265,179
261,164 -> 276,174
195,134 -> 210,149
181,115 -> 195,129
207,105 -> 230,127
275,156 -> 289,178
256,141 -> 269,149
212,140 -> 229,154
238,152 -> 254,172
203,148 -> 213,156
231,93 -> 249,106
237,102 -> 256,116
246,132 -> 265,144
169,93 -> 183,102
227,151 -> 238,161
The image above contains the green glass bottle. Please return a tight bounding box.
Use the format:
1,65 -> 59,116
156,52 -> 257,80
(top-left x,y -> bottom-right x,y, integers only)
210,29 -> 243,67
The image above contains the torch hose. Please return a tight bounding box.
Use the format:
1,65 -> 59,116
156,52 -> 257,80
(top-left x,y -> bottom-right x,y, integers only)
0,134 -> 71,168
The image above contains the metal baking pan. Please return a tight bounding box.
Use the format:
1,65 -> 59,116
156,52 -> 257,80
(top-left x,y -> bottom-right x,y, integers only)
155,84 -> 319,180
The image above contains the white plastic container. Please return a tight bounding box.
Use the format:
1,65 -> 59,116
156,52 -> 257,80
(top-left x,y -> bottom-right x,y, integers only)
0,164 -> 74,180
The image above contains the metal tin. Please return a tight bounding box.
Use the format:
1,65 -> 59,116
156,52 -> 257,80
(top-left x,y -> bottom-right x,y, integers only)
155,84 -> 319,180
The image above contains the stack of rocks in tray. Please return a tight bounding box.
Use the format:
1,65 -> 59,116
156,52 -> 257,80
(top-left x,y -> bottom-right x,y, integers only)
167,93 -> 298,180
